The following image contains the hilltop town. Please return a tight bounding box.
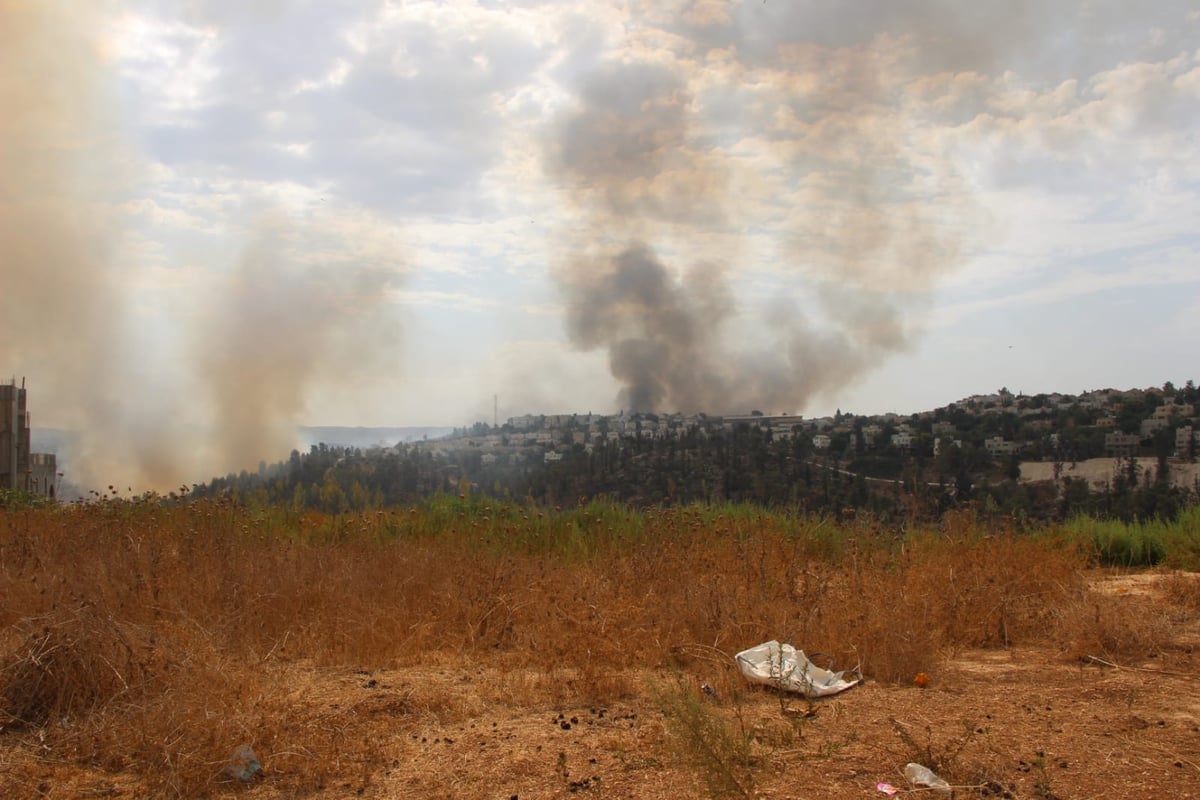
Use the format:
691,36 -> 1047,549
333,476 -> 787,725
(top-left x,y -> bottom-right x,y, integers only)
430,382 -> 1199,471
197,380 -> 1199,523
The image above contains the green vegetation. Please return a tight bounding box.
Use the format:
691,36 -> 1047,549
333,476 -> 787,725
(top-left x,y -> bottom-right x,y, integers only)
1065,504 -> 1200,569
0,488 -> 57,510
191,424 -> 1197,527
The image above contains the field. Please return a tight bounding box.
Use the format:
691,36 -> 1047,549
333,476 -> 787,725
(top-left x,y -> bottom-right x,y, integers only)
2,497 -> 1200,799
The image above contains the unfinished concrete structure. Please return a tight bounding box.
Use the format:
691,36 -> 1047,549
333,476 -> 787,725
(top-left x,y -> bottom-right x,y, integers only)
0,379 -> 57,498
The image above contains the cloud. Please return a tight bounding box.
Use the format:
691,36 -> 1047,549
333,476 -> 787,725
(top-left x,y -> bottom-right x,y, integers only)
9,0 -> 1198,473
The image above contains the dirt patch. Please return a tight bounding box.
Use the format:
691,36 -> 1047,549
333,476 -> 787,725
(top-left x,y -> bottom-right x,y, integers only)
1021,457 -> 1200,490
6,642 -> 1200,798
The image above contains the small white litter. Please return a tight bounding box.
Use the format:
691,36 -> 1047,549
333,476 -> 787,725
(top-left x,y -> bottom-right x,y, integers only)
734,641 -> 859,698
904,762 -> 952,796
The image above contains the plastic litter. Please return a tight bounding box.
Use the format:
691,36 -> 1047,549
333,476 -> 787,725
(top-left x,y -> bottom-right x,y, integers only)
875,782 -> 900,795
224,744 -> 262,782
734,641 -> 859,698
904,762 -> 951,796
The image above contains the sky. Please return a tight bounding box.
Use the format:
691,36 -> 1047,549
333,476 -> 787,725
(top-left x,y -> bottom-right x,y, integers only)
2,0 -> 1198,489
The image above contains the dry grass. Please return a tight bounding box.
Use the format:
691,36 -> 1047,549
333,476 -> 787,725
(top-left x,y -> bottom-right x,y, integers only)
0,498 -> 1191,797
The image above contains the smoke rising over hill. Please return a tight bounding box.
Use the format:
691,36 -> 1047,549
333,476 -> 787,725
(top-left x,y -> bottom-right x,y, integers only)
548,19 -> 976,413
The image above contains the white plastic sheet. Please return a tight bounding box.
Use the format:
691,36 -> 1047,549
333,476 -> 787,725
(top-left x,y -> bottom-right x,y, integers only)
734,640 -> 858,698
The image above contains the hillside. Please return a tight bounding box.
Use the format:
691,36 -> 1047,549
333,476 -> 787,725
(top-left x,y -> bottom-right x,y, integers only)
197,381 -> 1200,523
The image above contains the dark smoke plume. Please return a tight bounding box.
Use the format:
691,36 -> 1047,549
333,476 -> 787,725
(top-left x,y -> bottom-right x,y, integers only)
563,243 -> 733,412
549,16 -> 978,414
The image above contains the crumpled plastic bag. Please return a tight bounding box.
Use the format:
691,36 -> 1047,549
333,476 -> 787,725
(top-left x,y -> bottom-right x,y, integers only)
904,762 -> 952,796
734,641 -> 859,698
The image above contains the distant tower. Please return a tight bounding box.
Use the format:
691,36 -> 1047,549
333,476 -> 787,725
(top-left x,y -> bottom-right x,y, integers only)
0,378 -> 57,498
494,394 -> 498,429
0,377 -> 27,490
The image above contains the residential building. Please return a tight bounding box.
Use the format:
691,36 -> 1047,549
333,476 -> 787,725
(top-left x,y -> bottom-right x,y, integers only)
1105,432 -> 1140,457
0,379 -> 57,497
1154,403 -> 1195,420
771,425 -> 795,440
862,424 -> 882,446
984,436 -> 1018,456
812,434 -> 831,450
1140,417 -> 1168,438
0,380 -> 28,490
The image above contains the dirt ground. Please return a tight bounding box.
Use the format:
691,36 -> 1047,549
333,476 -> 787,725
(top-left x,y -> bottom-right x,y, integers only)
1021,457 -> 1200,490
5,573 -> 1200,800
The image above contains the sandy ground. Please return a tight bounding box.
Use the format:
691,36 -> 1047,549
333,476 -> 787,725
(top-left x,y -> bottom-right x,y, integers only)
5,573 -> 1200,800
1021,457 -> 1200,490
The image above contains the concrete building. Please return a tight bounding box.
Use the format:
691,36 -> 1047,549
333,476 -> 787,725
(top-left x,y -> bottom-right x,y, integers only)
1104,432 -> 1140,457
862,424 -> 882,446
984,436 -> 1018,456
0,379 -> 57,498
1140,417 -> 1168,438
0,380 -> 29,490
1154,403 -> 1194,420
1177,426 -> 1199,456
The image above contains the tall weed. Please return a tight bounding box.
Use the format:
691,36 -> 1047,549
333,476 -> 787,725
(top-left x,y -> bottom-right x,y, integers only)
1,498 -> 1189,795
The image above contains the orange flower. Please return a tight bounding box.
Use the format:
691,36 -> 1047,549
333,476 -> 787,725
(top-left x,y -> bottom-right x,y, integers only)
913,672 -> 932,688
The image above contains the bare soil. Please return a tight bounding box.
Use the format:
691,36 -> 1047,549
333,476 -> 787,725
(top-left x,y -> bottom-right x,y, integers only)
3,572 -> 1198,800
1021,457 -> 1200,490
